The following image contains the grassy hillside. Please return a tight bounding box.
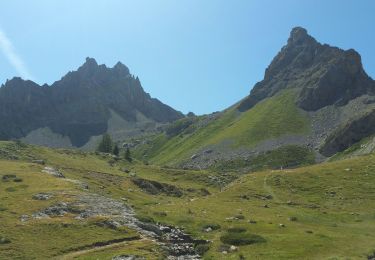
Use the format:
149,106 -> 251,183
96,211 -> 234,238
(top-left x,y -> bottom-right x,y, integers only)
0,141 -> 374,259
135,90 -> 310,165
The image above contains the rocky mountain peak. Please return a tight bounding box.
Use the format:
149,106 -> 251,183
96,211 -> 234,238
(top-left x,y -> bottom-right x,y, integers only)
0,58 -> 183,147
287,27 -> 316,46
238,27 -> 375,112
84,57 -> 98,66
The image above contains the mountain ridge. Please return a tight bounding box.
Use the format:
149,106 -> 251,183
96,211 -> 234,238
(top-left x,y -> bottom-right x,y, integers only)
0,58 -> 183,147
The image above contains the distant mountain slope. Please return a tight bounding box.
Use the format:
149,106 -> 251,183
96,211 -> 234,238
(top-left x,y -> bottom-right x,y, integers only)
0,58 -> 183,147
133,27 -> 375,169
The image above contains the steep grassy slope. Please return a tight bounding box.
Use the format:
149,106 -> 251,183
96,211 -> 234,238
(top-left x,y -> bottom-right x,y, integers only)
135,90 -> 310,165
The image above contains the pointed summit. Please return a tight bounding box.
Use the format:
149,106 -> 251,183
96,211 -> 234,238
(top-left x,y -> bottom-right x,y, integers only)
75,57 -> 99,77
113,61 -> 130,76
83,57 -> 98,67
287,27 -> 316,46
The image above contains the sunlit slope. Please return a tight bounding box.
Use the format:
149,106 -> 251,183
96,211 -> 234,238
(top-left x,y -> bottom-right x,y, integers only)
137,90 -> 310,165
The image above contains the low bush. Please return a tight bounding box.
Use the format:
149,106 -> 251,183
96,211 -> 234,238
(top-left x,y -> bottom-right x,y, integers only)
137,215 -> 155,223
220,232 -> 265,246
202,223 -> 221,231
0,237 -> 11,244
195,243 -> 210,255
227,227 -> 246,233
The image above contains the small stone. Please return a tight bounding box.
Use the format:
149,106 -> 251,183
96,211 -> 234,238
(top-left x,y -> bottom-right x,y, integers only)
204,227 -> 212,232
32,193 -> 53,200
229,245 -> 238,252
20,215 -> 29,222
42,167 -> 65,178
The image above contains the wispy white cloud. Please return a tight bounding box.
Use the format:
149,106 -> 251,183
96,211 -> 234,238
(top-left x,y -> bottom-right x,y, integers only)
0,28 -> 34,81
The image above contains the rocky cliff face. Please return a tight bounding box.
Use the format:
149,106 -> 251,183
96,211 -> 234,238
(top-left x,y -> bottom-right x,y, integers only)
238,27 -> 375,112
320,108 -> 375,156
0,58 -> 183,147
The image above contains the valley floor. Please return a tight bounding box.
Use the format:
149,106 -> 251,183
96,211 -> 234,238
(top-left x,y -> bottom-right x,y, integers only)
0,141 -> 375,259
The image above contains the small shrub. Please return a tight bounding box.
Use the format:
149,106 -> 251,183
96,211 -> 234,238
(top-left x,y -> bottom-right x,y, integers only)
0,237 -> 11,244
202,223 -> 221,231
2,175 -> 17,182
195,243 -> 210,255
235,215 -> 245,220
137,215 -> 155,223
0,206 -> 7,211
220,232 -> 266,246
227,227 -> 247,233
5,187 -> 16,192
13,178 -> 23,182
288,216 -> 298,221
154,211 -> 167,217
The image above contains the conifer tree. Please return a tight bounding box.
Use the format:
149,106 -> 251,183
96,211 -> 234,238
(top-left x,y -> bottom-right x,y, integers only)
97,133 -> 113,153
124,147 -> 132,162
113,144 -> 119,156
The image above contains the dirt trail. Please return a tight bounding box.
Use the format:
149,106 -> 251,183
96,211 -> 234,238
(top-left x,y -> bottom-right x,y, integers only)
56,238 -> 148,260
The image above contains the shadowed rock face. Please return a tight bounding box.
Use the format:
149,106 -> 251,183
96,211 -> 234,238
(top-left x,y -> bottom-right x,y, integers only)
238,27 -> 375,112
320,109 -> 375,156
0,58 -> 183,147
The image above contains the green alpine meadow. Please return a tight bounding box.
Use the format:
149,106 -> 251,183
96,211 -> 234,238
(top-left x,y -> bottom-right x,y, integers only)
0,1 -> 375,259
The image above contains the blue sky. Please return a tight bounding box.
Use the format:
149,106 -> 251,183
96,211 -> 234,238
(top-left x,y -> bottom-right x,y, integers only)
0,0 -> 374,114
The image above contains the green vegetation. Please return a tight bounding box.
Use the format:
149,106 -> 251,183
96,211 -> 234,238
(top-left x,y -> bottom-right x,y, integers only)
124,147 -> 132,162
135,90 -> 310,166
113,144 -> 120,156
213,145 -> 315,172
97,133 -> 113,153
220,231 -> 266,246
0,141 -> 374,259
